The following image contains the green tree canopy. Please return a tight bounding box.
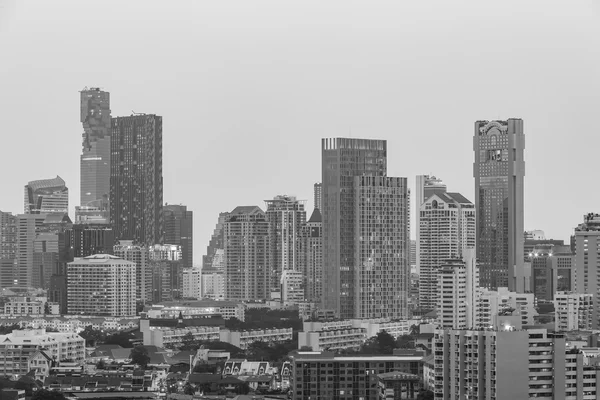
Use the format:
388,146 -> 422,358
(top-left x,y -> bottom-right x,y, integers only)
130,346 -> 150,369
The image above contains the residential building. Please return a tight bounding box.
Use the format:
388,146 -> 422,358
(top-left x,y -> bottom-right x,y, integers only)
0,328 -> 85,377
530,244 -> 574,301
474,119 -> 526,292
163,204 -> 193,269
16,214 -> 47,287
354,175 -> 410,319
573,213 -> 600,329
437,260 -> 467,329
201,267 -> 224,300
415,175 -> 447,277
145,299 -> 244,321
418,191 -> 475,311
434,328 -> 600,400
203,212 -> 229,269
322,138 -> 388,319
183,267 -> 202,299
110,114 -> 163,246
304,208 -> 323,304
67,254 -> 136,317
554,292 -> 594,332
476,287 -> 537,328
219,328 -> 293,350
377,371 -> 422,400
280,269 -> 304,305
80,87 -> 111,217
290,350 -> 424,400
113,240 -> 150,303
224,206 -> 269,301
24,176 -> 69,215
0,211 -> 17,289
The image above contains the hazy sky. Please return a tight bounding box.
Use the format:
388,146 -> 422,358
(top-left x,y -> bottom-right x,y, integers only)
1,0 -> 599,265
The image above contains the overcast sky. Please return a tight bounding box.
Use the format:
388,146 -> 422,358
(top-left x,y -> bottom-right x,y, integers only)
1,0 -> 599,265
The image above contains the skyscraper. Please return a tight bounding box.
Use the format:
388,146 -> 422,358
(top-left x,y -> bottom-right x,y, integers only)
322,138 -> 408,319
415,175 -> 447,276
354,176 -> 410,319
16,214 -> 46,287
24,176 -> 69,215
418,192 -> 475,311
474,119 -> 525,291
163,204 -> 193,268
149,244 -> 183,303
573,213 -> 600,329
113,240 -> 150,303
203,212 -> 230,269
0,211 -> 17,289
313,183 -> 322,211
264,195 -> 306,293
304,208 -> 323,304
80,87 -> 111,214
32,213 -> 72,290
224,206 -> 269,301
110,114 -> 163,246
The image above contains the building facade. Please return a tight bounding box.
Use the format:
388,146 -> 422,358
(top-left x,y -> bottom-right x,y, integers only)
16,214 -> 47,287
437,260 -> 467,329
0,211 -> 17,289
554,292 -> 594,332
313,182 -> 322,211
474,119 -> 526,292
573,213 -> 600,329
418,192 -> 476,311
322,138 -> 390,319
224,206 -> 269,301
415,175 -> 447,278
201,267 -> 224,300
530,244 -> 573,301
163,204 -> 193,269
182,267 -> 202,299
203,212 -> 230,269
24,176 -> 69,215
303,208 -> 323,304
67,254 -> 136,317
110,114 -> 163,246
113,240 -> 150,303
149,244 -> 183,303
80,87 -> 111,216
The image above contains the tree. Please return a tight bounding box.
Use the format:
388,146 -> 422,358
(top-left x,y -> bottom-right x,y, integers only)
396,334 -> 415,349
32,389 -> 67,400
96,359 -> 106,369
179,332 -> 198,351
130,346 -> 150,369
183,382 -> 195,395
409,324 -> 421,336
417,389 -> 435,400
79,326 -> 107,347
44,302 -> 50,315
0,324 -> 20,334
105,331 -> 135,348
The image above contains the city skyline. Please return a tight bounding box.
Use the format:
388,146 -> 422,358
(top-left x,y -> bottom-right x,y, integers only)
1,1 -> 598,266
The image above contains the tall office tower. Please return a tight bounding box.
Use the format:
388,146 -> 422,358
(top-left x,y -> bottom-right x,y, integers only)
80,87 -> 111,216
530,244 -> 573,301
110,114 -> 163,246
64,224 -> 115,258
16,214 -> 47,287
418,192 -> 475,311
67,254 -> 136,317
354,176 -> 410,319
32,213 -> 72,289
163,204 -> 193,269
304,208 -> 323,304
313,183 -> 322,211
474,119 -> 525,292
264,195 -> 307,292
437,260 -> 467,329
224,206 -> 269,301
415,175 -> 447,276
113,240 -> 150,303
149,244 -> 183,302
24,176 -> 69,215
322,138 -> 387,319
0,211 -> 17,289
203,212 -> 230,269
573,213 -> 600,329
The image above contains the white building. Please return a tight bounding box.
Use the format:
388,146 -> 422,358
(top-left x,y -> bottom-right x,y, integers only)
3,296 -> 59,316
476,287 -> 537,328
145,299 -> 244,321
219,328 -> 293,350
182,267 -> 202,299
437,261 -> 467,329
67,254 -> 136,317
418,192 -> 475,311
554,291 -> 594,332
113,241 -> 150,302
201,269 -> 224,299
280,269 -> 304,305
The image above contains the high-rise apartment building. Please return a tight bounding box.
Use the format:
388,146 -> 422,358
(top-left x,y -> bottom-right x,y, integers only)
224,206 -> 269,301
67,254 -> 136,317
265,195 -> 306,292
573,213 -> 600,329
280,269 -> 304,305
554,292 -> 593,332
437,260 -> 467,329
0,211 -> 17,290
203,212 -> 229,269
321,138 -> 388,319
80,87 -> 111,216
16,214 -> 46,287
24,176 -> 69,215
476,287 -> 537,328
149,244 -> 183,303
474,119 -> 525,292
418,192 -> 475,311
313,183 -> 322,211
163,204 -> 193,268
304,208 -> 323,304
113,240 -> 150,303
32,213 -> 72,290
354,176 -> 410,319
201,267 -> 225,300
110,114 -> 163,246
415,175 -> 447,277
183,267 -> 202,299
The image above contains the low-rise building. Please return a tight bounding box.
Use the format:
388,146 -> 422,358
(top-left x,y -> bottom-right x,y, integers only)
219,328 -> 293,350
290,350 -> 425,400
146,299 -> 244,321
3,296 -> 59,316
